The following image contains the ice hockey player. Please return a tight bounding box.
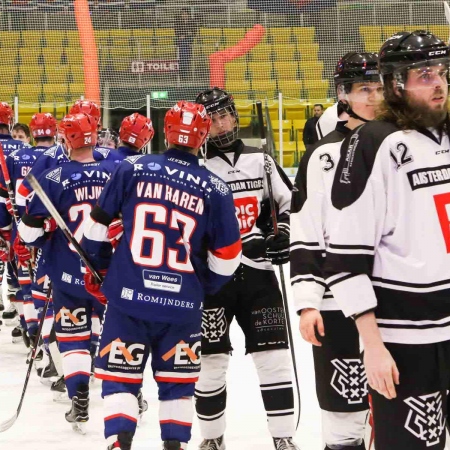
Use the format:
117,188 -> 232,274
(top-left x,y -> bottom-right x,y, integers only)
115,112 -> 154,159
98,128 -> 119,150
195,88 -> 297,450
17,112 -> 118,434
290,52 -> 383,450
324,30 -> 450,450
81,100 -> 242,450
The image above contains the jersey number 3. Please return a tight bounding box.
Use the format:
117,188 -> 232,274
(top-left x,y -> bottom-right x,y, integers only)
130,204 -> 195,273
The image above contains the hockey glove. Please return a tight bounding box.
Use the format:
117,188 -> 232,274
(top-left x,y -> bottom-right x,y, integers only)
108,218 -> 124,249
84,268 -> 108,305
265,230 -> 290,265
43,217 -> 57,233
13,236 -> 32,265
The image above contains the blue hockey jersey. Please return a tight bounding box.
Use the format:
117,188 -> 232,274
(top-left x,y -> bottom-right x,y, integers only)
0,134 -> 29,157
18,159 -> 118,297
82,148 -> 242,324
19,145 -> 122,198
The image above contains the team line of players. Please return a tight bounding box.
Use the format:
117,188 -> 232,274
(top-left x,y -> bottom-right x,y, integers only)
2,26 -> 450,450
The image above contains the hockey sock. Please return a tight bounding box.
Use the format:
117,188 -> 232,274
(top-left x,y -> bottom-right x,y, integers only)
159,397 -> 193,445
62,349 -> 91,398
195,353 -> 229,439
252,349 -> 295,438
90,312 -> 100,356
104,393 -> 139,442
48,325 -> 63,376
322,411 -> 368,450
23,295 -> 39,337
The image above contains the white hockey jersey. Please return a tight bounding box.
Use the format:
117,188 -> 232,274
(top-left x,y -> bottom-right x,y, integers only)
316,103 -> 348,140
290,122 -> 350,313
324,121 -> 450,345
204,140 -> 292,271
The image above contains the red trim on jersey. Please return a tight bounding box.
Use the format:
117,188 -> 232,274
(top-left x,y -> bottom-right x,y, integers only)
64,371 -> 90,380
95,373 -> 143,384
154,376 -> 198,384
57,335 -> 91,342
105,413 -> 138,423
18,183 -> 31,198
211,239 -> 242,260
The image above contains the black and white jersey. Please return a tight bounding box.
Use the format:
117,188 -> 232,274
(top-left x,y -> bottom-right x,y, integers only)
324,121 -> 450,345
316,103 -> 347,140
290,122 -> 350,313
204,140 -> 292,271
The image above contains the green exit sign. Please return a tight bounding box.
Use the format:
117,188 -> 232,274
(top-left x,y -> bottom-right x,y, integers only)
151,91 -> 168,99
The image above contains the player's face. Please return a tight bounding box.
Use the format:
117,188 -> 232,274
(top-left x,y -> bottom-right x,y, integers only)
348,82 -> 384,121
404,64 -> 449,115
209,110 -> 236,139
12,129 -> 30,144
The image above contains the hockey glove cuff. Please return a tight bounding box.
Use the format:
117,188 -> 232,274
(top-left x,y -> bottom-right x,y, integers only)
84,268 -> 108,305
43,217 -> 57,233
265,230 -> 290,265
5,198 -> 13,216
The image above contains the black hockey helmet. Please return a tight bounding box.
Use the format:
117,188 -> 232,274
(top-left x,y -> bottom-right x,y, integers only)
379,30 -> 450,85
334,52 -> 380,89
195,87 -> 239,149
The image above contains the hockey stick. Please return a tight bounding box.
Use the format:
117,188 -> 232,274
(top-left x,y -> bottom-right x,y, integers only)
25,174 -> 103,284
0,142 -> 34,282
445,2 -> 450,43
0,283 -> 52,432
255,101 -> 301,431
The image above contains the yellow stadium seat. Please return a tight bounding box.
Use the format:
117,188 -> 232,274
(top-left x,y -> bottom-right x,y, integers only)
248,61 -> 273,81
299,43 -> 320,61
272,120 -> 292,141
21,31 -> 46,48
252,80 -> 277,100
1,66 -> 19,85
225,61 -> 247,81
153,46 -> 177,59
429,25 -> 447,42
68,68 -> 84,84
62,48 -> 83,65
292,27 -> 315,43
60,31 -> 80,47
226,80 -> 250,99
274,61 -> 299,80
0,31 -> 20,48
69,83 -> 85,97
272,44 -> 296,61
235,100 -> 253,128
285,101 -> 307,120
278,80 -> 303,99
359,26 -> 382,43
304,79 -> 330,100
0,85 -> 16,104
137,47 -> 155,60
267,102 -> 280,121
223,28 -> 246,46
300,60 -> 324,79
293,119 -> 307,133
39,102 -> 70,120
249,44 -> 272,62
42,84 -> 70,102
364,40 -> 381,53
269,28 -> 292,44
17,84 -> 42,103
40,48 -> 63,66
42,66 -> 70,84
382,25 -> 406,39
19,65 -> 46,84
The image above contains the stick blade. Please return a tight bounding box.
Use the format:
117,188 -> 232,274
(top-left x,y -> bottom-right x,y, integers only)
0,412 -> 18,433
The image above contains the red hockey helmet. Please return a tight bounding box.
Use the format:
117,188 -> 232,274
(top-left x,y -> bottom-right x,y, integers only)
0,102 -> 14,128
119,113 -> 154,150
69,100 -> 101,129
29,113 -> 57,139
58,113 -> 98,151
164,101 -> 211,150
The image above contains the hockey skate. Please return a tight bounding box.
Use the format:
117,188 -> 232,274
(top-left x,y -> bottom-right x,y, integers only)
163,440 -> 181,450
0,296 -> 4,312
137,389 -> 148,424
106,431 -> 134,450
273,437 -> 300,450
198,436 -> 225,450
65,384 -> 89,434
51,376 -> 69,403
39,356 -> 58,385
11,325 -> 23,344
3,303 -> 18,326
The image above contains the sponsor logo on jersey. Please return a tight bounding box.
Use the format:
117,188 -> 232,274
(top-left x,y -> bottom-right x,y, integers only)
46,166 -> 62,183
330,358 -> 368,404
162,340 -> 201,367
407,164 -> 450,191
135,292 -> 195,309
21,154 -> 30,160
208,174 -> 230,195
167,157 -> 190,166
147,162 -> 161,171
142,270 -> 182,293
55,306 -> 87,328
201,307 -> 227,343
340,133 -> 359,184
125,154 -> 144,165
71,172 -> 82,181
100,338 -> 145,367
120,287 -> 134,300
234,196 -> 258,234
44,146 -> 58,158
228,177 -> 263,193
404,391 -> 445,446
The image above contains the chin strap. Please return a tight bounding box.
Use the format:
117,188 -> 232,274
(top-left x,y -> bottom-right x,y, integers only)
338,100 -> 370,123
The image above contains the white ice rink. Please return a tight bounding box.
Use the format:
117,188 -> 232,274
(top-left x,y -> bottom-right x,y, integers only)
0,266 -> 323,450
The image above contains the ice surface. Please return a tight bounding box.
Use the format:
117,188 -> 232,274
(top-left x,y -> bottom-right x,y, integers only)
0,266 -> 322,449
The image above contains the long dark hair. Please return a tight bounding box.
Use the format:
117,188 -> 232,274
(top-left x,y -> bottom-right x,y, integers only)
377,74 -> 448,132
